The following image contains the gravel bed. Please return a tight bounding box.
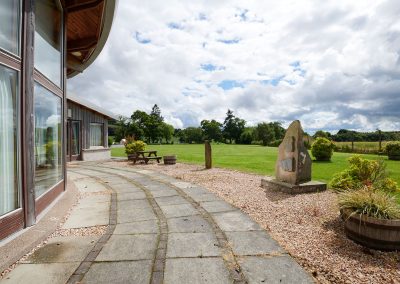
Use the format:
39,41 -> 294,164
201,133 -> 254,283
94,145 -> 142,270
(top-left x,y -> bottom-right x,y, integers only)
112,161 -> 400,284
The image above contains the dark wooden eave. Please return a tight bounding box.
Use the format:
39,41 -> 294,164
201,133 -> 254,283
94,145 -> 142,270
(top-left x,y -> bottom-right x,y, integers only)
65,0 -> 116,78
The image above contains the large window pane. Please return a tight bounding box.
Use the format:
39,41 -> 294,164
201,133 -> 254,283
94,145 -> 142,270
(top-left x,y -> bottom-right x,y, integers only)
0,0 -> 20,55
90,123 -> 103,147
34,83 -> 63,197
0,64 -> 19,216
34,0 -> 62,87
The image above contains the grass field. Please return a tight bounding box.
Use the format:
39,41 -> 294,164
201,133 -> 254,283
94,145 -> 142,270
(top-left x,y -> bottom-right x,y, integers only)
334,141 -> 390,151
111,144 -> 400,185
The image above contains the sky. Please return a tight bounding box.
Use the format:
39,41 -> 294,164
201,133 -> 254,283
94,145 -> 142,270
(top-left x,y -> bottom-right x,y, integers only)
68,0 -> 400,134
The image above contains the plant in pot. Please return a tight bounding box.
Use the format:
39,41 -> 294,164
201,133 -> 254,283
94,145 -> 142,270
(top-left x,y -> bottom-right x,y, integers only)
385,141 -> 400,161
125,140 -> 146,160
331,155 -> 400,250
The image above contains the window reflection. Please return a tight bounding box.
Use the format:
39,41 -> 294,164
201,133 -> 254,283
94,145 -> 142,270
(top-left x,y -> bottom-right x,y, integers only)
34,83 -> 63,197
0,64 -> 19,216
0,0 -> 20,55
34,0 -> 62,87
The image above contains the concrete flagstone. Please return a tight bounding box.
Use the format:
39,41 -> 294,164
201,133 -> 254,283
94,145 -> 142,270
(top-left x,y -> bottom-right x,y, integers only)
167,232 -> 221,258
1,162 -> 314,284
82,260 -> 153,284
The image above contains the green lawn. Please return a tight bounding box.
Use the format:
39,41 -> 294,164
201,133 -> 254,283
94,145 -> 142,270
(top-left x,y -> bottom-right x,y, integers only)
111,144 -> 400,185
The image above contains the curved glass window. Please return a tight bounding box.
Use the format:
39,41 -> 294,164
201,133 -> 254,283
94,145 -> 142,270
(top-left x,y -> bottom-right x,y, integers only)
0,64 -> 19,216
34,0 -> 62,87
0,0 -> 20,55
34,83 -> 63,197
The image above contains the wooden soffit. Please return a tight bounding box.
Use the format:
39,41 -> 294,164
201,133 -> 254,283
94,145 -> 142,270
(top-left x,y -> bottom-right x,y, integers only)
66,0 -> 116,78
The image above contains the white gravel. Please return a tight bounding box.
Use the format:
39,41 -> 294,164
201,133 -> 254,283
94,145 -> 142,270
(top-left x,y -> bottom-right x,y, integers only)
115,161 -> 400,284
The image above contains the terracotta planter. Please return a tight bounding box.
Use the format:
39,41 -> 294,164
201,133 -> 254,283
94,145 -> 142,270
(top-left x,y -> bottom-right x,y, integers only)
340,209 -> 400,251
163,155 -> 176,165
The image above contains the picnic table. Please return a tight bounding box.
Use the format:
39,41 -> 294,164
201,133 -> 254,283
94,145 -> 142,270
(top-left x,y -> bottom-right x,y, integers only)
130,150 -> 162,164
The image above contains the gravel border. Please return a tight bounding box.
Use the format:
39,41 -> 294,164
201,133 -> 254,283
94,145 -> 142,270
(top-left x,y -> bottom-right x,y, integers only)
111,161 -> 400,284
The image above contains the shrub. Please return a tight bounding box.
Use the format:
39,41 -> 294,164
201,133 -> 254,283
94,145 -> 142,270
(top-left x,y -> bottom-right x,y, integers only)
311,137 -> 334,161
385,141 -> 400,160
269,139 -> 283,147
330,155 -> 398,193
125,140 -> 146,155
108,136 -> 113,147
338,186 -> 400,219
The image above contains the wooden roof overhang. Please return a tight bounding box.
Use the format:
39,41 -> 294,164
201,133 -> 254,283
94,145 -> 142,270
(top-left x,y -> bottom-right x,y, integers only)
65,0 -> 116,78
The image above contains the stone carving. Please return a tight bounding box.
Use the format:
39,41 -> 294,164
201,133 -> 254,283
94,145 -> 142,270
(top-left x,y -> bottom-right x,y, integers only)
275,120 -> 311,185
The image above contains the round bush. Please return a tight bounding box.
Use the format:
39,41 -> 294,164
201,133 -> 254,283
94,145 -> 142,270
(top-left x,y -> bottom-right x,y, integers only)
385,142 -> 400,160
311,137 -> 334,161
125,140 -> 146,155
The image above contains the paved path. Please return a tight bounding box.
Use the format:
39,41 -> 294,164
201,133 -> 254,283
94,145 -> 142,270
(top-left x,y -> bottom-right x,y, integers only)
2,162 -> 313,284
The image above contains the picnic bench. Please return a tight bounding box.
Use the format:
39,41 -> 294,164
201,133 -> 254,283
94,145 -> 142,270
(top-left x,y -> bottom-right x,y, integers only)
129,150 -> 162,164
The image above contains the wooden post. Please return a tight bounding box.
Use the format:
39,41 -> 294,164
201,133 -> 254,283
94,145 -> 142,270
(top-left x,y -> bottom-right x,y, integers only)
205,140 -> 212,169
22,0 -> 36,226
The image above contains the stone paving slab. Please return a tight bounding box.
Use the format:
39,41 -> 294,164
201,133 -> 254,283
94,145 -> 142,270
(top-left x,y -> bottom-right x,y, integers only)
155,195 -> 188,206
114,219 -> 159,235
73,180 -> 109,193
212,211 -> 263,232
1,263 -> 79,284
96,234 -> 158,261
164,258 -> 232,284
111,184 -> 143,194
151,190 -> 179,198
238,255 -> 313,284
76,195 -> 110,208
167,215 -> 213,233
167,232 -> 221,258
200,200 -> 237,213
117,199 -> 151,211
21,236 -> 99,264
117,192 -> 147,201
82,260 -> 153,284
63,205 -> 109,229
160,203 -> 199,218
225,231 -> 284,256
117,207 -> 157,223
190,193 -> 222,202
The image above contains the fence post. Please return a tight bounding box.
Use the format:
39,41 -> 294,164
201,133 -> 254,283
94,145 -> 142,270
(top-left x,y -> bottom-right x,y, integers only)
205,140 -> 212,169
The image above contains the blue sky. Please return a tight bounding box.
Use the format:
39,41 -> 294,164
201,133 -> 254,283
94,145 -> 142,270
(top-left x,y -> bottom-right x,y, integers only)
68,0 -> 400,133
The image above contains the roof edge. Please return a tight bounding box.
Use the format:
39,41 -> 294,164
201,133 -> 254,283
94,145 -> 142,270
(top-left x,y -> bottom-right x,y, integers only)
67,0 -> 117,78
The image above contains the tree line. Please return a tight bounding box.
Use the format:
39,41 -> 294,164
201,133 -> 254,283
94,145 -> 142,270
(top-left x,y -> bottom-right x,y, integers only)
312,129 -> 400,142
111,105 -> 399,146
112,106 -> 286,145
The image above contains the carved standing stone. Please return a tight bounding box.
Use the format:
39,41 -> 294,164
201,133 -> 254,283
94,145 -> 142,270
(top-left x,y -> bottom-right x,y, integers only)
275,120 -> 311,185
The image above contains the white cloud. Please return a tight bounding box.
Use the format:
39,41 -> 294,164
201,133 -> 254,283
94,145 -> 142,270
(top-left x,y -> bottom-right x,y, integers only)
68,0 -> 400,132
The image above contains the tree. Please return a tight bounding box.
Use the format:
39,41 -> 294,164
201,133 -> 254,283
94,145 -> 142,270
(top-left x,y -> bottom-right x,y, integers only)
270,122 -> 285,140
114,116 -> 130,142
182,127 -> 203,143
147,104 -> 164,143
313,130 -> 331,139
222,109 -> 246,143
159,122 -> 174,143
131,110 -> 149,141
239,127 -> 255,144
201,119 -> 223,142
255,122 -> 275,146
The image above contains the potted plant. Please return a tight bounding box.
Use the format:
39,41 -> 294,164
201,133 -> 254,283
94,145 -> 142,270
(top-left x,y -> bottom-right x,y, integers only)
125,140 -> 146,160
331,155 -> 400,250
385,141 -> 400,161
